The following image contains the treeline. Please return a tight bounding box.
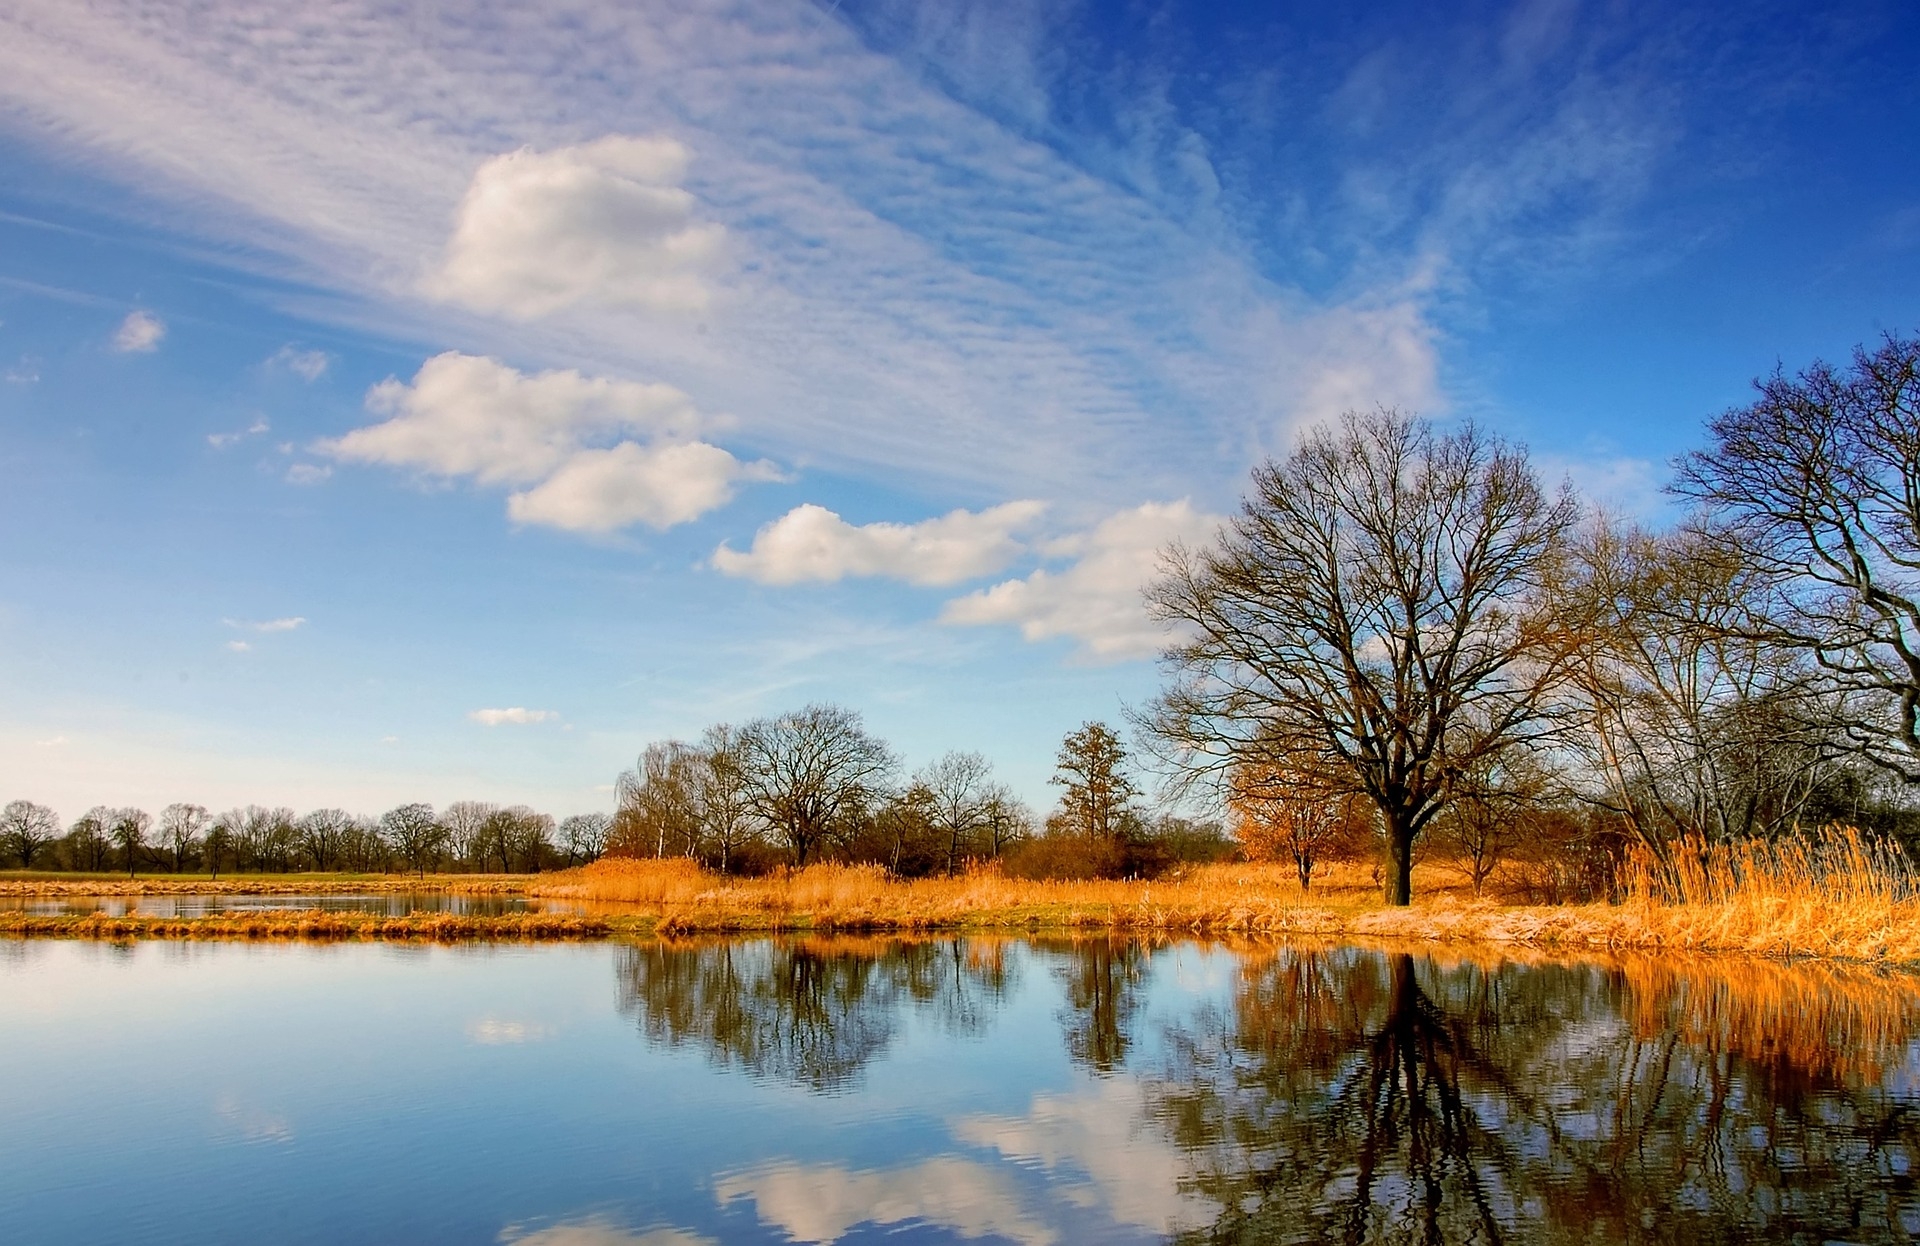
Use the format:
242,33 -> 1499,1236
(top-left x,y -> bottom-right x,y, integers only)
608,711 -> 1229,879
0,799 -> 612,876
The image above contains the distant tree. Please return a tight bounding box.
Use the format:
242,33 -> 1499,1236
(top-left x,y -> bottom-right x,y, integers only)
339,814 -> 388,873
68,807 -> 113,872
868,783 -> 941,876
1677,333 -> 1920,780
506,808 -> 555,872
2,800 -> 60,869
1147,410 -> 1578,905
296,809 -> 355,872
157,803 -> 209,873
920,751 -> 996,875
381,803 -> 444,878
440,801 -> 498,871
559,812 -> 611,866
739,704 -> 898,866
109,808 -> 151,877
692,723 -> 760,873
616,741 -> 704,859
203,812 -> 235,880
1050,722 -> 1138,844
980,788 -> 1033,858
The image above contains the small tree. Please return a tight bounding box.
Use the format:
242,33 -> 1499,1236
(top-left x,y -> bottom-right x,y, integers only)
1231,749 -> 1372,892
1,800 -> 60,869
109,808 -> 150,877
559,812 -> 611,866
920,751 -> 996,876
69,807 -> 112,872
1050,722 -> 1138,844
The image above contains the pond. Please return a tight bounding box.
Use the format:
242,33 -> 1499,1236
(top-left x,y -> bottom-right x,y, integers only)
1,936 -> 1916,1244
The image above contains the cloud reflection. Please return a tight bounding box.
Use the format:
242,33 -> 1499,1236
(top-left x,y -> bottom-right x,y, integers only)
714,1157 -> 1054,1246
499,1217 -> 715,1246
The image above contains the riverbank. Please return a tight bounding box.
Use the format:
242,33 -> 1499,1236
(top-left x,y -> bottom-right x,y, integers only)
7,846 -> 1915,963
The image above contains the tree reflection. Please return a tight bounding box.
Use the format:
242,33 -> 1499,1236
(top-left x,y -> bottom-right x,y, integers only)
1159,947 -> 1920,1244
1041,935 -> 1150,1074
614,936 -> 1016,1091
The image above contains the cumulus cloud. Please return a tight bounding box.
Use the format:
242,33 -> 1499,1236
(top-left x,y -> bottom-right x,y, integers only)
270,345 -> 332,380
208,417 -> 270,449
424,135 -> 727,320
713,501 -> 1045,587
714,1158 -> 1054,1246
322,352 -> 703,486
508,441 -> 774,534
941,501 -> 1220,661
112,309 -> 165,353
468,707 -> 557,726
319,352 -> 762,532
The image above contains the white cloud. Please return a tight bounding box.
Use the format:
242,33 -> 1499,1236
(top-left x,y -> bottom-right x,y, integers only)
713,501 -> 1045,587
35,735 -> 69,748
499,1217 -> 714,1246
507,441 -> 772,534
208,416 -> 270,448
953,1081 -> 1215,1235
1538,450 -> 1669,520
5,362 -> 38,384
112,309 -> 165,352
322,352 -> 704,486
225,640 -> 251,653
320,352 -> 759,533
714,1158 -> 1054,1246
469,707 -> 557,726
942,500 -> 1220,661
424,135 -> 727,321
223,616 -> 305,633
270,345 -> 332,380
285,463 -> 332,485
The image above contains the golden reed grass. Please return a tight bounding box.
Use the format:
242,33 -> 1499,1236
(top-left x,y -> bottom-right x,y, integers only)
0,908 -> 609,941
523,829 -> 1920,963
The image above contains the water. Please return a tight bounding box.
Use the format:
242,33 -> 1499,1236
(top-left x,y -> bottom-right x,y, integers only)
1,936 -> 1916,1244
0,892 -> 553,917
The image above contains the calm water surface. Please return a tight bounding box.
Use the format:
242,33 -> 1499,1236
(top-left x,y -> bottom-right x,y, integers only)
1,937 -> 1916,1244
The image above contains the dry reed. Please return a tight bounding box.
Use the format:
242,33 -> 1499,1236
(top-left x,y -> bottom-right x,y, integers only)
0,908 -> 609,941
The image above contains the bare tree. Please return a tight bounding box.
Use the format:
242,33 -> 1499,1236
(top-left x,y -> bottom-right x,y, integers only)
920,751 -> 996,875
559,812 -> 611,866
1677,333 -> 1920,778
157,803 -> 208,873
440,800 -> 498,871
296,809 -> 355,872
68,807 -> 112,872
203,812 -> 234,880
109,808 -> 150,877
739,704 -> 897,866
692,723 -> 759,872
1147,410 -> 1578,905
615,741 -> 703,859
2,800 -> 59,868
1230,746 -> 1371,892
381,803 -> 444,877
1050,723 -> 1137,843
980,787 -> 1033,858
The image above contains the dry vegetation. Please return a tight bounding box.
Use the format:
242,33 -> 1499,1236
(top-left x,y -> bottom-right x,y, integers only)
0,908 -> 606,941
522,827 -> 1920,963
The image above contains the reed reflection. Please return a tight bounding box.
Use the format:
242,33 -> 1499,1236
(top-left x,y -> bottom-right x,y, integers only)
1159,947 -> 1920,1245
614,936 -> 1017,1091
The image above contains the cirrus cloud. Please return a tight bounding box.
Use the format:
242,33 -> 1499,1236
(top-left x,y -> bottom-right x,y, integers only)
713,500 -> 1045,587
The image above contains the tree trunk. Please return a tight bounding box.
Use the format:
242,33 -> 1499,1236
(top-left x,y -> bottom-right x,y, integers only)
1384,814 -> 1414,906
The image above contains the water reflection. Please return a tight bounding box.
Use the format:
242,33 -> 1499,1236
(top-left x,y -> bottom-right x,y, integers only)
1158,947 -> 1920,1244
614,936 -> 1018,1091
0,892 -> 555,917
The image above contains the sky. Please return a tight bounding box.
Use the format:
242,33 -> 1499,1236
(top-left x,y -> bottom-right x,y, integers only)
2,0 -> 1917,821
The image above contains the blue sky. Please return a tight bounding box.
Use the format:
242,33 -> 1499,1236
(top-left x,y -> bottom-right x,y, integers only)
2,0 -> 1917,819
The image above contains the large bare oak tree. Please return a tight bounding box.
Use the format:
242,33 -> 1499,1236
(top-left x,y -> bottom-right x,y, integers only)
1146,409 -> 1577,904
